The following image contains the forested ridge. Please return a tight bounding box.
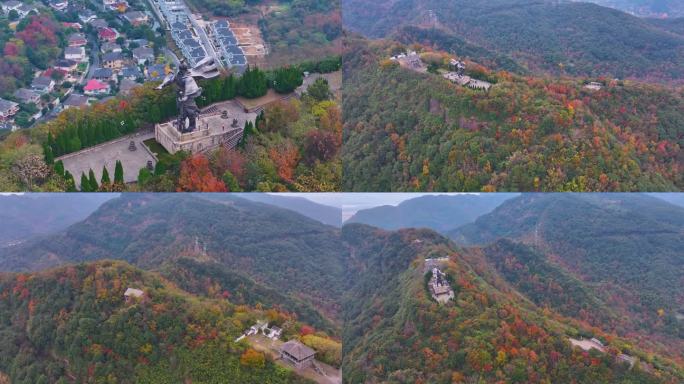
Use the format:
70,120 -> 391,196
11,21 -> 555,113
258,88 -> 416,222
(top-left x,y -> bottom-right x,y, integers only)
342,38 -> 683,191
0,260 -> 318,384
452,193 -> 684,360
0,194 -> 349,323
341,224 -> 684,384
342,0 -> 684,81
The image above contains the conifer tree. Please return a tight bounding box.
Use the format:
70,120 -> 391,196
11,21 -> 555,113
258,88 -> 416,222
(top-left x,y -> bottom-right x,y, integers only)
88,169 -> 98,191
54,160 -> 65,177
64,170 -> 76,192
80,172 -> 90,192
101,166 -> 111,187
114,160 -> 124,184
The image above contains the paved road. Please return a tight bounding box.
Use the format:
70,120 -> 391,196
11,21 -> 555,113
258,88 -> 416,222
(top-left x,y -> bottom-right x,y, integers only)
85,37 -> 101,83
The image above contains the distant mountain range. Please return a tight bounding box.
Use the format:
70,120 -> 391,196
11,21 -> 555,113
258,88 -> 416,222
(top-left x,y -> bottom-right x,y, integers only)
342,0 -> 684,81
228,193 -> 343,227
576,0 -> 684,18
346,193 -> 516,232
0,193 -> 116,246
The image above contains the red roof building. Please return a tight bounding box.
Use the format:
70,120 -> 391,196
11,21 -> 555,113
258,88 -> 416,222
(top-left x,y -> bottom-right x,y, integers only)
98,27 -> 118,43
84,79 -> 110,95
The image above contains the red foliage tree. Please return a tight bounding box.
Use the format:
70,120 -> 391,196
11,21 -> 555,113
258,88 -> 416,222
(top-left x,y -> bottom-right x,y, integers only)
177,154 -> 227,192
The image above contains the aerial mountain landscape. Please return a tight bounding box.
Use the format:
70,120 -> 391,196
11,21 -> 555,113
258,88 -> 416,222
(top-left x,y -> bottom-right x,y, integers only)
341,0 -> 684,191
0,193 -> 682,383
340,220 -> 683,383
0,194 -> 346,383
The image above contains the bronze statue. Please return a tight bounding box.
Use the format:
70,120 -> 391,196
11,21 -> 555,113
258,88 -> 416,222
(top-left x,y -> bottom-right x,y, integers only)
156,57 -> 220,133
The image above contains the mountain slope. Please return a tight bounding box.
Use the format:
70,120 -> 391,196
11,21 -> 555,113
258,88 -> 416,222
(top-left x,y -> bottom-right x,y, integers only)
0,194 -> 116,246
0,260 -> 314,384
226,193 -> 343,227
346,193 -> 516,232
451,193 -> 684,356
342,0 -> 684,81
0,194 -> 348,322
342,38 -> 684,192
341,224 -> 683,383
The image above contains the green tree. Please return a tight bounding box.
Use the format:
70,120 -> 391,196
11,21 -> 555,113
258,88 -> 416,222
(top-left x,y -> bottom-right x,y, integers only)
80,172 -> 90,192
306,78 -> 331,101
222,171 -> 242,192
101,166 -> 111,187
64,170 -> 76,192
54,160 -> 65,177
88,169 -> 99,191
114,160 -> 124,184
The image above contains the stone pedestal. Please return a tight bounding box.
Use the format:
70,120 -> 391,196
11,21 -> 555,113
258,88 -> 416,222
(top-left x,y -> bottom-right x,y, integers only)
154,101 -> 255,154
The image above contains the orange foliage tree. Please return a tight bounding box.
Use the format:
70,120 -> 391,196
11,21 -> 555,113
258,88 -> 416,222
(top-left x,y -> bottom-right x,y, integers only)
177,154 -> 227,192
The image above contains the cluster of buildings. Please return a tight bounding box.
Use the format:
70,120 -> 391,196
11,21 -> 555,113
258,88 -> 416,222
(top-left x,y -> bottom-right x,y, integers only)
209,20 -> 246,67
153,0 -> 209,66
234,321 -> 318,370
235,320 -> 283,343
427,267 -> 455,304
0,0 -> 166,131
443,58 -> 492,91
1,0 -> 38,20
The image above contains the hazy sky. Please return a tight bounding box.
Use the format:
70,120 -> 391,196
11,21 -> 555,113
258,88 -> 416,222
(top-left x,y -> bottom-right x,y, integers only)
274,193 -> 483,220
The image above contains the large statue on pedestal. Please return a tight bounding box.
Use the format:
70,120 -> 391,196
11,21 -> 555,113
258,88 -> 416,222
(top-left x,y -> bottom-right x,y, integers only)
156,57 -> 220,133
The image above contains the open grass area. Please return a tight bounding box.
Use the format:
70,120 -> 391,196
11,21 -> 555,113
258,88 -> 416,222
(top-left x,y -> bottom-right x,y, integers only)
143,138 -> 175,164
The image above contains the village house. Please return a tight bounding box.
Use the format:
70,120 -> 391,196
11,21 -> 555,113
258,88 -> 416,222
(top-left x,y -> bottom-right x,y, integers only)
48,0 -> 68,11
122,10 -> 148,26
13,88 -> 41,105
129,38 -> 149,48
64,46 -> 86,62
124,287 -> 144,302
100,41 -> 122,54
31,77 -> 55,94
62,93 -> 89,109
121,66 -> 142,80
1,1 -> 22,15
584,81 -> 603,91
98,27 -> 119,43
84,79 -> 110,95
17,3 -> 37,18
55,59 -> 78,72
265,326 -> 282,340
93,67 -> 114,82
2,1 -> 36,19
247,320 -> 269,336
63,21 -> 82,30
78,9 -> 96,23
280,340 -> 316,369
91,18 -> 108,29
119,78 -> 139,95
132,47 -> 154,65
68,33 -> 87,47
0,98 -> 20,121
102,52 -> 125,71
